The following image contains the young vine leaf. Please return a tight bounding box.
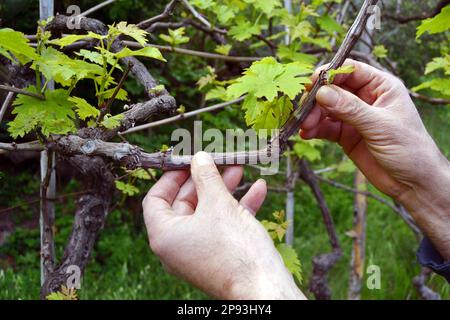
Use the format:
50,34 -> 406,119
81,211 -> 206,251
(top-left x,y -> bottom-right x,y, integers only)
9,87 -> 75,138
0,28 -> 38,64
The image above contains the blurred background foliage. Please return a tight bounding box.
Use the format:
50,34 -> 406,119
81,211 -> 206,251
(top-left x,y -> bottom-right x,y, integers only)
0,0 -> 449,299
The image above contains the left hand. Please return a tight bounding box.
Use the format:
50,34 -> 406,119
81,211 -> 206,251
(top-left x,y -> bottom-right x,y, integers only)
142,152 -> 305,300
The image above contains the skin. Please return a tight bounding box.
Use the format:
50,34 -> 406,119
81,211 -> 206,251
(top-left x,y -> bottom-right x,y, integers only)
143,59 -> 450,299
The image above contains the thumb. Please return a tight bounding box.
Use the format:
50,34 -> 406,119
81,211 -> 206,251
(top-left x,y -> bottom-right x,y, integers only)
316,85 -> 379,131
191,151 -> 230,204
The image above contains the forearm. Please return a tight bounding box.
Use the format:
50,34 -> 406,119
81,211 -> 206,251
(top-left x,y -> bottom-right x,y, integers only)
398,149 -> 450,260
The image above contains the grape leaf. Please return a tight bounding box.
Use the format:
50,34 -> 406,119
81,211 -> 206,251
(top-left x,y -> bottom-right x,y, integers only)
111,21 -> 148,46
159,27 -> 190,46
99,87 -> 129,101
229,21 -> 261,41
49,32 -> 105,48
317,14 -> 344,34
328,64 -> 355,83
33,47 -> 104,86
76,49 -> 122,70
205,86 -> 227,101
411,78 -> 450,96
291,137 -> 324,162
101,114 -> 124,129
0,28 -> 38,64
130,168 -> 154,180
216,5 -> 235,24
68,96 -> 100,120
215,44 -> 232,56
373,45 -> 388,59
244,0 -> 281,16
227,57 -> 311,101
424,55 -> 450,75
115,181 -> 139,196
114,46 -> 166,61
416,6 -> 450,38
276,243 -> 303,283
8,87 -> 75,138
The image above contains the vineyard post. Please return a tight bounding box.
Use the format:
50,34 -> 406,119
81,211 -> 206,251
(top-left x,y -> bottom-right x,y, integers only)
38,0 -> 56,286
348,169 -> 368,300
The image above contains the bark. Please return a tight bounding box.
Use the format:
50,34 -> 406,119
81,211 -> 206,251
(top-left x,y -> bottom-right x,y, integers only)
299,160 -> 342,300
40,155 -> 115,298
348,169 -> 367,300
284,151 -> 297,246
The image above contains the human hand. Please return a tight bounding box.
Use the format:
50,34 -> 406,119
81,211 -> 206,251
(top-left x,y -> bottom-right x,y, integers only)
301,59 -> 450,258
143,152 -> 306,300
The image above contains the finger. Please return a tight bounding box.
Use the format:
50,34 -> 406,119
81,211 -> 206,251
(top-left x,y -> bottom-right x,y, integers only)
144,170 -> 190,207
222,166 -> 244,193
310,59 -> 383,92
316,85 -> 379,133
143,170 -> 190,228
171,166 -> 243,215
300,104 -> 322,131
191,151 -> 230,204
239,179 -> 267,216
172,177 -> 196,215
301,118 -> 342,142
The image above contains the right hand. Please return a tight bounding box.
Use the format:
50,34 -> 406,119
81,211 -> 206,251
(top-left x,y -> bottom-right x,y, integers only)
300,59 -> 450,258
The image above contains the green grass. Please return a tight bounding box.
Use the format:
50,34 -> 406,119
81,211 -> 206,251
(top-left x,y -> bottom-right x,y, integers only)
1,171 -> 448,300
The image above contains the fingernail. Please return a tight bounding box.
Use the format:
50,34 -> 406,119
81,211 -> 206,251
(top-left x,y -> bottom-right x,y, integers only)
194,151 -> 213,166
317,86 -> 340,106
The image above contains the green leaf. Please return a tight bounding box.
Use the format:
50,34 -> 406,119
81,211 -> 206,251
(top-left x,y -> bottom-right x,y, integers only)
227,57 -> 311,101
46,292 -> 65,300
229,21 -> 261,41
216,5 -> 235,24
242,95 -> 265,125
8,87 -> 75,138
68,96 -> 100,120
115,181 -> 139,196
245,0 -> 281,16
205,86 -> 228,101
373,45 -> 388,59
114,46 -> 166,61
411,78 -> 450,96
76,49 -> 122,70
49,32 -> 105,48
130,168 -> 154,180
277,44 -> 318,64
252,100 -> 278,131
328,64 -> 355,83
99,87 -> 129,101
0,28 -> 38,64
424,55 -> 450,75
111,21 -> 148,46
290,21 -> 313,41
261,210 -> 288,242
317,14 -> 344,35
101,114 -> 124,129
159,27 -> 190,46
292,137 -> 324,162
276,243 -> 303,283
417,6 -> 450,38
190,0 -> 214,10
214,44 -> 232,56
32,47 -> 104,86
276,62 -> 312,99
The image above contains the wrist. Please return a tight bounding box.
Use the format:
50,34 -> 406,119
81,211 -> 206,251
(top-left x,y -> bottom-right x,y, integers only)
397,151 -> 450,259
